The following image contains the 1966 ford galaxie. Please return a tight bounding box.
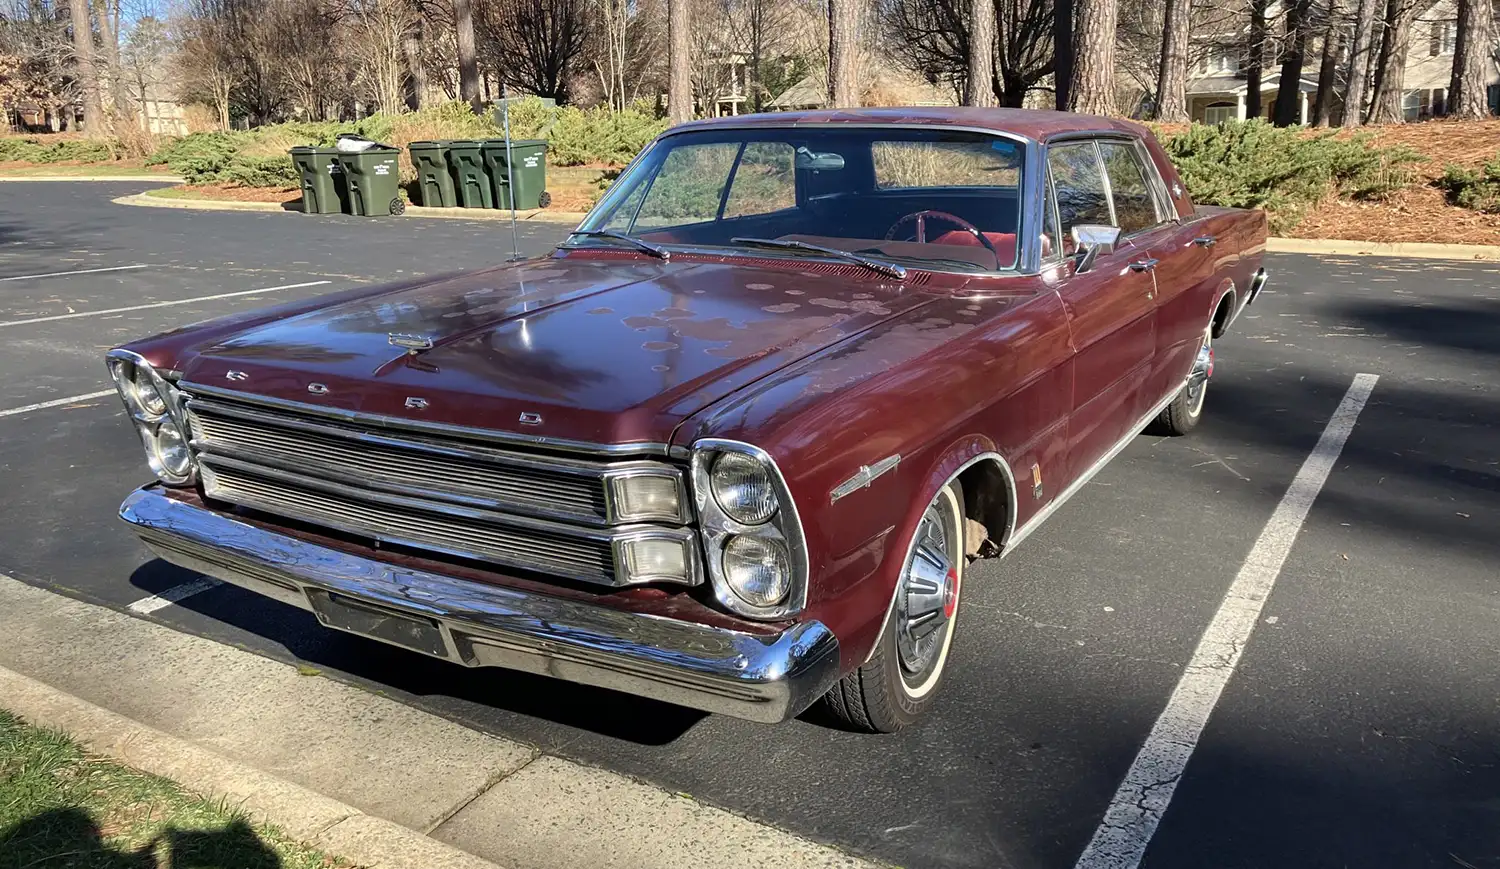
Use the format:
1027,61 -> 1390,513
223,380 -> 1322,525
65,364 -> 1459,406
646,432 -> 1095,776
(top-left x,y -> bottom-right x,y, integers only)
111,108 -> 1267,731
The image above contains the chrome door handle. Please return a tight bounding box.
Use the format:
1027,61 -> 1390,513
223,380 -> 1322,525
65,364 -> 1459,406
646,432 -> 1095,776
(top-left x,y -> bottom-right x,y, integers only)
1193,235 -> 1216,247
1129,258 -> 1159,272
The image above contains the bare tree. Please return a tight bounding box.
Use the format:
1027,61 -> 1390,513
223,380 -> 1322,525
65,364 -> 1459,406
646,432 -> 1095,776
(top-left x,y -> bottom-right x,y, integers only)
348,0 -> 415,113
1448,0 -> 1494,118
478,0 -> 588,102
452,0 -> 478,108
1154,0 -> 1189,121
403,15 -> 426,110
174,0 -> 238,127
884,0 -> 1053,107
1342,0 -> 1378,125
67,0 -> 103,132
593,0 -> 629,110
1367,0 -> 1425,123
1,0 -> 77,130
1311,0 -> 1343,125
1068,0 -> 1115,114
964,0 -> 995,105
1245,0 -> 1269,119
667,0 -> 690,119
826,0 -> 858,107
1272,0 -> 1312,125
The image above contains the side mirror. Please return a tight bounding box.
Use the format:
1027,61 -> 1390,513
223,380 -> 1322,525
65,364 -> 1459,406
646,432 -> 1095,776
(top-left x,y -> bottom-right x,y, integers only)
1071,224 -> 1121,273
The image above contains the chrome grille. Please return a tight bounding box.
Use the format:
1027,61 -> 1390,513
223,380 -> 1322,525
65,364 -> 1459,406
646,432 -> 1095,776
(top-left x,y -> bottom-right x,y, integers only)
178,384 -> 696,588
201,464 -> 618,583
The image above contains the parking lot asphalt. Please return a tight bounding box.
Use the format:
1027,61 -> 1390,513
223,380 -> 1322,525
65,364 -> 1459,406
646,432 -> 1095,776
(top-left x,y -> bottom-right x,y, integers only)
2,182 -> 1497,869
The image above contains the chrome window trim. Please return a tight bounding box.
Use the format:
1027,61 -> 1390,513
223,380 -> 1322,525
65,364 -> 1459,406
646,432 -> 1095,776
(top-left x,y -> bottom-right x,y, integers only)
187,395 -> 690,527
182,381 -> 687,459
198,458 -> 702,588
691,438 -> 810,621
573,122 -> 1043,277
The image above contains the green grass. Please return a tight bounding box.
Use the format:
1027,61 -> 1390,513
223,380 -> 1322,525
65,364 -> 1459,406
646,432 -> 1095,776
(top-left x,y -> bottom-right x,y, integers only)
0,165 -> 174,178
0,709 -> 350,869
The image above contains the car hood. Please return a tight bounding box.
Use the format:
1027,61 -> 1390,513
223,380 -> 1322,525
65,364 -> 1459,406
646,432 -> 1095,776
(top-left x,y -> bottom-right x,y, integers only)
180,252 -> 936,448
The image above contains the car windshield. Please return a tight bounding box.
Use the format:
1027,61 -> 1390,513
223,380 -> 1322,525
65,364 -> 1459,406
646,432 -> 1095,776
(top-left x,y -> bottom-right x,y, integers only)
574,127 -> 1027,272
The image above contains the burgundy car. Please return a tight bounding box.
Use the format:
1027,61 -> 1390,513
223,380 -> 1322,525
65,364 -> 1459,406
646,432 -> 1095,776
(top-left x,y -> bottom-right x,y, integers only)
111,108 -> 1267,731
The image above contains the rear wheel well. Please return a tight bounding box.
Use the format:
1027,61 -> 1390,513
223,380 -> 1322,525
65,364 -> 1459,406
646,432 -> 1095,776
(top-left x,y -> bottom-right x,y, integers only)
956,458 -> 1012,559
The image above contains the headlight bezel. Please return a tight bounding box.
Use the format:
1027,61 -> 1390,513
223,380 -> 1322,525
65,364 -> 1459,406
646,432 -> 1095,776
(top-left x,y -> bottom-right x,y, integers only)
107,348 -> 197,487
691,439 -> 809,620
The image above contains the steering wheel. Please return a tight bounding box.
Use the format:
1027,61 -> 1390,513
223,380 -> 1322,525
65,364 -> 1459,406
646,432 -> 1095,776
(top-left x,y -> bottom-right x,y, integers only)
883,210 -> 1002,268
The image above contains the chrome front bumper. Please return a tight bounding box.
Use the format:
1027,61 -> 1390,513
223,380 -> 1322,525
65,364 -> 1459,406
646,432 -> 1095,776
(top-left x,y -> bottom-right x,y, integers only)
119,487 -> 840,723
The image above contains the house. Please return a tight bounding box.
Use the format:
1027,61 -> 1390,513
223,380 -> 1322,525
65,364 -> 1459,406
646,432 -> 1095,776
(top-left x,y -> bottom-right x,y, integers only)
1185,0 -> 1500,124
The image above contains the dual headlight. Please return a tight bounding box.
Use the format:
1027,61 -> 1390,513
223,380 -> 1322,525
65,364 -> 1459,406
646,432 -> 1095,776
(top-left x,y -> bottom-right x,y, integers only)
106,349 -> 195,486
692,440 -> 807,620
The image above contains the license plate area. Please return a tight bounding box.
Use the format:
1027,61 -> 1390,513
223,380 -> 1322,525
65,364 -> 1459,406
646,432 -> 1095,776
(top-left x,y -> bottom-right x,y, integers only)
307,590 -> 449,659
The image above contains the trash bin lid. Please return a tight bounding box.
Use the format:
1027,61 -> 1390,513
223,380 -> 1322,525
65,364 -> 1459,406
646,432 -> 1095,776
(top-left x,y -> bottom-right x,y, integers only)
481,138 -> 548,149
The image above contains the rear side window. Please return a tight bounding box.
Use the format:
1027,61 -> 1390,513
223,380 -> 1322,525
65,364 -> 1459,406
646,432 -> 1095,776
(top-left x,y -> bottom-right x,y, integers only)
1099,141 -> 1163,235
1047,143 -> 1110,253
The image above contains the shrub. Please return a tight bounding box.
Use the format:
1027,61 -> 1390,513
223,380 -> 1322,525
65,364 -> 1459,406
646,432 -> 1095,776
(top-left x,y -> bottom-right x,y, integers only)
0,136 -> 118,164
1162,120 -> 1423,232
1438,152 -> 1500,214
545,103 -> 667,166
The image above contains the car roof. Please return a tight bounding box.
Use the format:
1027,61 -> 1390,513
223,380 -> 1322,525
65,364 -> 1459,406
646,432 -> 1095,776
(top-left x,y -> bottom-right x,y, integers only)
670,106 -> 1151,143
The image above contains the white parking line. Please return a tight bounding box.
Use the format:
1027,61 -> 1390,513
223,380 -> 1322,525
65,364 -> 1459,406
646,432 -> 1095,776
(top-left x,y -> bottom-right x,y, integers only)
128,578 -> 224,615
0,264 -> 150,282
0,279 -> 332,328
1073,373 -> 1379,869
0,389 -> 117,418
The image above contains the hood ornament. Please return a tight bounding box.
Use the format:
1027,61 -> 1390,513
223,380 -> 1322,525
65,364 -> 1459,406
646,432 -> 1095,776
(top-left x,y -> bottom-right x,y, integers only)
388,333 -> 435,353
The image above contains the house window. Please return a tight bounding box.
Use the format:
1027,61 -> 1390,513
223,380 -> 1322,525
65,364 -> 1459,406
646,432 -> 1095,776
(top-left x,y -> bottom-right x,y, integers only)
1197,50 -> 1241,76
1401,90 -> 1425,122
1429,20 -> 1456,56
1203,103 -> 1239,125
1489,84 -> 1500,116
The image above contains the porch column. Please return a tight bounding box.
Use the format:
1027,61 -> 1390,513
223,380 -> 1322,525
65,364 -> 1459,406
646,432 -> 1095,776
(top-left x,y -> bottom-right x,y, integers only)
1235,92 -> 1247,120
1299,90 -> 1309,125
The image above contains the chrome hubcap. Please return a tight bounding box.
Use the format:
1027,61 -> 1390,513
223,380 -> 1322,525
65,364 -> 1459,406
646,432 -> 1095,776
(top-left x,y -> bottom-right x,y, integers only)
897,497 -> 959,684
1186,328 -> 1213,417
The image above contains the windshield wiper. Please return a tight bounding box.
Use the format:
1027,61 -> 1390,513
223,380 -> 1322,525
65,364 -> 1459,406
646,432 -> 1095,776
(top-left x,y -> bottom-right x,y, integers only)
730,237 -> 907,280
566,230 -> 670,260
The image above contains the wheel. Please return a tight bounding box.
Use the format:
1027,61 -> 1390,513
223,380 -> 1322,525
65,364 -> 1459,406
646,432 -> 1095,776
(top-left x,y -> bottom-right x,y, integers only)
1150,325 -> 1213,436
389,197 -> 406,216
537,190 -> 552,208
821,482 -> 965,733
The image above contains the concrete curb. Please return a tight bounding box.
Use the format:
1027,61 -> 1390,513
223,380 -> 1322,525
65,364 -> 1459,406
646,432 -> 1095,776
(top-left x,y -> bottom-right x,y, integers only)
114,191 -> 589,224
1267,236 -> 1500,261
0,174 -> 184,182
0,665 -> 505,869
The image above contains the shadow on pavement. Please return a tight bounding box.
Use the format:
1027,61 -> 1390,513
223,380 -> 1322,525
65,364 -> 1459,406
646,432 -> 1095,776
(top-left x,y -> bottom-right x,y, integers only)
1326,296 -> 1500,358
0,808 -> 281,869
128,559 -> 707,746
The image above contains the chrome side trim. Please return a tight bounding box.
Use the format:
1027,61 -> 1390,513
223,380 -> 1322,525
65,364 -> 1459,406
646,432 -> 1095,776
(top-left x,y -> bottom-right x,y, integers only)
862,451 -> 1017,665
829,454 -> 901,503
1004,382 -> 1185,553
181,381 -> 686,459
119,487 -> 840,723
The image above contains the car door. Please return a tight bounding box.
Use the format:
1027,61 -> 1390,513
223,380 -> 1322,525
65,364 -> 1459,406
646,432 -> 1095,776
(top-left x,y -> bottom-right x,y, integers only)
1095,138 -> 1216,408
1046,140 -> 1158,485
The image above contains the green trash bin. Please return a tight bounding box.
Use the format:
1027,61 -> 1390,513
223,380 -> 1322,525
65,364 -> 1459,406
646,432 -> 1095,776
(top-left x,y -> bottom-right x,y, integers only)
336,147 -> 406,217
409,140 -> 458,208
289,146 -> 347,215
481,139 -> 550,210
447,141 -> 493,209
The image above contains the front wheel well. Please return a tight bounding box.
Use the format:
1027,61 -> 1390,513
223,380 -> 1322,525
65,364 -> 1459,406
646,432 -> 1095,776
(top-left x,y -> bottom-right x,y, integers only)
956,457 -> 1013,559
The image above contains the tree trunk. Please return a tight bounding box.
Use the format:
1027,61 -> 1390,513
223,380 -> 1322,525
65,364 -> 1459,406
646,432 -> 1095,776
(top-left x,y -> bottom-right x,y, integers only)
1246,0 -> 1269,119
404,17 -> 426,112
1273,0 -> 1312,125
1367,0 -> 1417,124
1068,0 -> 1116,114
67,0 -> 104,135
1312,4 -> 1342,126
453,0 -> 480,111
1053,0 -> 1073,110
668,0 -> 692,122
827,0 -> 860,108
1342,0 -> 1379,125
965,0 -> 997,106
1154,0 -> 1190,121
93,0 -> 125,116
1449,0 -> 1494,118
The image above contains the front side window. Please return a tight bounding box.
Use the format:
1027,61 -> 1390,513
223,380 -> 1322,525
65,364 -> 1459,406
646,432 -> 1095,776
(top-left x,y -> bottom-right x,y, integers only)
579,127 -> 1027,272
1047,142 -> 1110,254
1099,141 -> 1164,235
